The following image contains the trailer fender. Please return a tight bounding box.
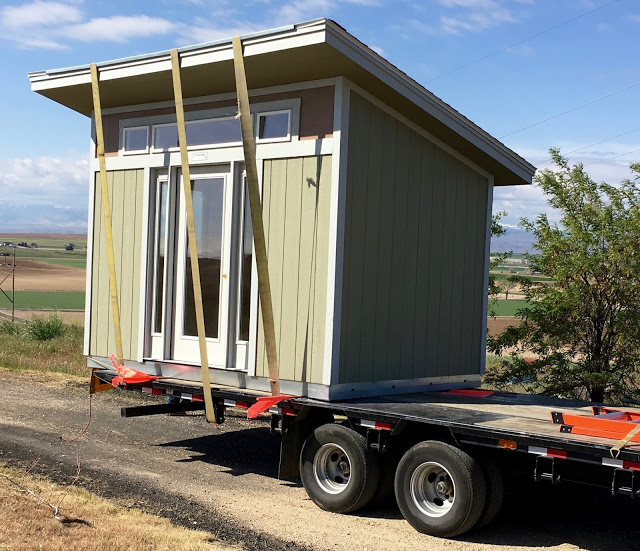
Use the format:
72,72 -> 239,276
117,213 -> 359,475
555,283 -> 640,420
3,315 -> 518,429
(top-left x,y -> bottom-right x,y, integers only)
278,407 -> 334,480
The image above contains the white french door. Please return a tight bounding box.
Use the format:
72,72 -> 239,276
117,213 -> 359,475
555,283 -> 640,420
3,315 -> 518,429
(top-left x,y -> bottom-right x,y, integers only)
147,163 -> 256,371
171,166 -> 233,367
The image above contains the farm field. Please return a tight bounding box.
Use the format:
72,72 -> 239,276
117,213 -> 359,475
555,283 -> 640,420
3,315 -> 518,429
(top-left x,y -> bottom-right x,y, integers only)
492,299 -> 529,317
0,290 -> 85,310
0,232 -> 87,269
0,234 -> 87,313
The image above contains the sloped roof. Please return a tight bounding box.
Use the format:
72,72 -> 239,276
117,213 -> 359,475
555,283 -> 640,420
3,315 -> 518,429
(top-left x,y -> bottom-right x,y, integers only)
28,18 -> 535,186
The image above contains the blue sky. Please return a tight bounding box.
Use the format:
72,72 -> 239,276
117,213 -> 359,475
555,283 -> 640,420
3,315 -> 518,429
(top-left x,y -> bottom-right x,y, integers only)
0,0 -> 639,235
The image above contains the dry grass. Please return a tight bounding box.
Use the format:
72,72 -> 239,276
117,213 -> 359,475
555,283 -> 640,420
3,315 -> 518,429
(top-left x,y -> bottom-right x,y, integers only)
0,320 -> 86,377
0,463 -> 236,551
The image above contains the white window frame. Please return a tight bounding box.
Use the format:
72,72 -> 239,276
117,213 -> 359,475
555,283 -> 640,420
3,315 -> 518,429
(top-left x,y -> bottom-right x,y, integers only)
151,115 -> 244,153
119,99 -> 301,156
121,125 -> 150,155
256,109 -> 292,144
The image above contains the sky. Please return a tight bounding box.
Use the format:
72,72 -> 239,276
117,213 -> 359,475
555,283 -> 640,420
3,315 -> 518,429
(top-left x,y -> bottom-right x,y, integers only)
0,0 -> 639,241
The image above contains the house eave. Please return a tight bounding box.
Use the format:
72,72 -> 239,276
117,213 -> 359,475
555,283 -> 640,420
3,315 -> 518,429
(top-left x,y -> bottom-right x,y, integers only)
28,18 -> 535,187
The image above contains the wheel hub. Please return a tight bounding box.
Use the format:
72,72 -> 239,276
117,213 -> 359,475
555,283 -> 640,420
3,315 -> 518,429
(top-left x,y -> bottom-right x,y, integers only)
313,443 -> 352,495
410,461 -> 456,518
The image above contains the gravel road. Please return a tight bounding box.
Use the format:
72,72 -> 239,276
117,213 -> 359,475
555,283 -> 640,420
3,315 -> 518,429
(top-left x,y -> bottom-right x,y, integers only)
1,370 -> 639,551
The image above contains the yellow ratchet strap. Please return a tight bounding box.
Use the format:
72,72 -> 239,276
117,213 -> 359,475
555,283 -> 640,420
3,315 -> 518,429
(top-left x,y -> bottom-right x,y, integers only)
90,64 -> 124,367
610,423 -> 640,458
232,36 -> 281,396
170,49 -> 216,423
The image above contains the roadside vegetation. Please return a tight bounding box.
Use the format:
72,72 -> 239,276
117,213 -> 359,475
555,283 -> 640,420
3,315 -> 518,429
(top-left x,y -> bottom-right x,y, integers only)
0,463 -> 233,551
487,151 -> 640,403
0,315 -> 86,377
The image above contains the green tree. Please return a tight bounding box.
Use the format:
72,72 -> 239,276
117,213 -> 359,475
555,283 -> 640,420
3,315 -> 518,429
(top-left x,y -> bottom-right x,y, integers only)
486,150 -> 640,403
488,211 -> 511,310
498,276 -> 518,300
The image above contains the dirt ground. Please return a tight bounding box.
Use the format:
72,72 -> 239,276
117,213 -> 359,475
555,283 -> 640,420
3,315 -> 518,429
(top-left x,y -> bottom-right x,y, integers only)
0,308 -> 85,324
0,258 -> 86,292
1,370 -> 639,551
487,316 -> 520,336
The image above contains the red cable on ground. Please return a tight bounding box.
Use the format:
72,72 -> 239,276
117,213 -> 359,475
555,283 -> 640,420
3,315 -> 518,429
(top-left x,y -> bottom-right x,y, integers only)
61,392 -> 93,442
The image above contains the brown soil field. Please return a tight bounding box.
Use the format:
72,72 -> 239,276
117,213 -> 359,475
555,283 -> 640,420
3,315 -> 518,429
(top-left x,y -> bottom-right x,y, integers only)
0,309 -> 85,324
487,316 -> 520,336
0,259 -> 85,292
0,232 -> 85,241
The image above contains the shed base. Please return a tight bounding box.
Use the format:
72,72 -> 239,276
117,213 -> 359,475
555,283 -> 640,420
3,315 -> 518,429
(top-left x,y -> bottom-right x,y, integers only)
87,356 -> 481,401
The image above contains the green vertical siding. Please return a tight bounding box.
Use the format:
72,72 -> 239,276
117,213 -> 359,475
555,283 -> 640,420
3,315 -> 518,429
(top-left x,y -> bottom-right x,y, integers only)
89,169 -> 144,360
339,92 -> 489,384
256,156 -> 332,385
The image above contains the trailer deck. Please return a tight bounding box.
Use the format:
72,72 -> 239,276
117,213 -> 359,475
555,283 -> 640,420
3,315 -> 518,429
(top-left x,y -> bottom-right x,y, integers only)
104,372 -> 640,465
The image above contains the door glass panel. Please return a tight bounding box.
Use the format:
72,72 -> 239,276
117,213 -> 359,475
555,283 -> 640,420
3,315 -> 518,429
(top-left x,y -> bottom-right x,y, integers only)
183,177 -> 224,338
153,180 -> 168,333
238,177 -> 253,342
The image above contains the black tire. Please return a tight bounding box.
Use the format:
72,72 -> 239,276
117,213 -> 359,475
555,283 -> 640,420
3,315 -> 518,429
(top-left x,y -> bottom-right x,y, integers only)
370,451 -> 399,507
394,441 -> 486,538
300,423 -> 380,513
474,455 -> 504,530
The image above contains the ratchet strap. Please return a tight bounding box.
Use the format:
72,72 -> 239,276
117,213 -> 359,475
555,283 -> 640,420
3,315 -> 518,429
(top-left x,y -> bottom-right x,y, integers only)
232,36 -> 281,396
170,49 -> 216,423
90,64 -> 124,367
611,424 -> 640,458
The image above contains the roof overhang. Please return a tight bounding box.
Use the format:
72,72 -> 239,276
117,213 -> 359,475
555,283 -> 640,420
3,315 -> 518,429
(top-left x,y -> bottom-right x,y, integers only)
28,19 -> 535,187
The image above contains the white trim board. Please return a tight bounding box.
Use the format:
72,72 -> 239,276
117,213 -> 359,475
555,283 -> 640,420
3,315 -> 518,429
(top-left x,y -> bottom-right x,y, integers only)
323,77 -> 350,387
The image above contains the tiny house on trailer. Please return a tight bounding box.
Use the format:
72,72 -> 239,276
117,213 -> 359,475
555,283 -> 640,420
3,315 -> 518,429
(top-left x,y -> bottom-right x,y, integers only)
29,19 -> 535,400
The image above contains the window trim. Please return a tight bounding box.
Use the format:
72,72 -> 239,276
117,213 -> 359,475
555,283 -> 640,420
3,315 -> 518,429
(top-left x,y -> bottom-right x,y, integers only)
118,98 -> 300,155
256,109 -> 292,144
121,125 -> 150,155
151,115 -> 244,153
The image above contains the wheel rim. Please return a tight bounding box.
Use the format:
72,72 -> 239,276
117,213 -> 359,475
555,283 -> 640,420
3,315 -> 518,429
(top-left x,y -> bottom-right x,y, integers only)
410,461 -> 455,518
313,443 -> 351,494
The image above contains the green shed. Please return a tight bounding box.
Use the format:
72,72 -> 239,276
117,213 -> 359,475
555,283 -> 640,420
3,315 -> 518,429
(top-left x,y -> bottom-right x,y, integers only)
29,19 -> 535,400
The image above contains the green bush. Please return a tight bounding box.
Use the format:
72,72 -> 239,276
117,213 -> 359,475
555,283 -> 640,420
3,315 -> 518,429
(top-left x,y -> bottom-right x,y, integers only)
0,319 -> 23,337
24,315 -> 65,341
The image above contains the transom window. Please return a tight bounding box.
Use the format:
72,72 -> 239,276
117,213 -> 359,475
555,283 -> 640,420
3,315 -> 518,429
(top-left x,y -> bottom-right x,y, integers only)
121,109 -> 292,154
257,111 -> 290,142
122,126 -> 149,154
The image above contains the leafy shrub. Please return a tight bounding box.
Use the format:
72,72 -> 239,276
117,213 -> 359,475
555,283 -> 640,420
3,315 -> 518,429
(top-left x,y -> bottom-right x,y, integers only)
25,314 -> 65,341
0,319 -> 23,337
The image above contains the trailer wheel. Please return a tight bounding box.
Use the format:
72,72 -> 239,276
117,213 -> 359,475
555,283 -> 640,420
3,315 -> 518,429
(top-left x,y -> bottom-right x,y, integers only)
394,441 -> 486,538
300,423 -> 380,513
474,456 -> 504,530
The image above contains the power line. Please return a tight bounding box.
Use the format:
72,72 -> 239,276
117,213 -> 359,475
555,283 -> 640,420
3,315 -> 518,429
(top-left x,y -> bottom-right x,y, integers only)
538,127 -> 640,165
583,147 -> 640,167
499,80 -> 640,139
426,0 -> 622,84
562,127 -> 640,157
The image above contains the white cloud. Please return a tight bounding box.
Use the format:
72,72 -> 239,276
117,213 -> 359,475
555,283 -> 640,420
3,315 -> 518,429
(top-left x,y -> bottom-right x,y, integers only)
1,0 -> 82,28
0,156 -> 88,208
408,0 -> 528,36
60,15 -> 176,42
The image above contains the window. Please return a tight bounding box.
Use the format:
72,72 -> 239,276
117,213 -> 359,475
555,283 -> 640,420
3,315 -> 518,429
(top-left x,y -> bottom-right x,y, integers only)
237,175 -> 253,342
257,111 -> 290,142
151,118 -> 242,151
153,125 -> 178,150
186,118 -> 242,146
122,126 -> 149,153
152,180 -> 168,334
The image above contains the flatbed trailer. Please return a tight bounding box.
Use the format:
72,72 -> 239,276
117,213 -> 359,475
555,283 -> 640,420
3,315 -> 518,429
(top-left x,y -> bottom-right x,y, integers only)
94,370 -> 640,539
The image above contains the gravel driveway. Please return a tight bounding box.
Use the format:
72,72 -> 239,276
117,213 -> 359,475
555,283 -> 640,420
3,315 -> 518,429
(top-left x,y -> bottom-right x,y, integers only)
1,370 -> 639,551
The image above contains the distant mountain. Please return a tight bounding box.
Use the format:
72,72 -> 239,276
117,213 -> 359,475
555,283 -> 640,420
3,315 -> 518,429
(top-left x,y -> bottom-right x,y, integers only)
0,204 -> 87,234
491,225 -> 536,254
